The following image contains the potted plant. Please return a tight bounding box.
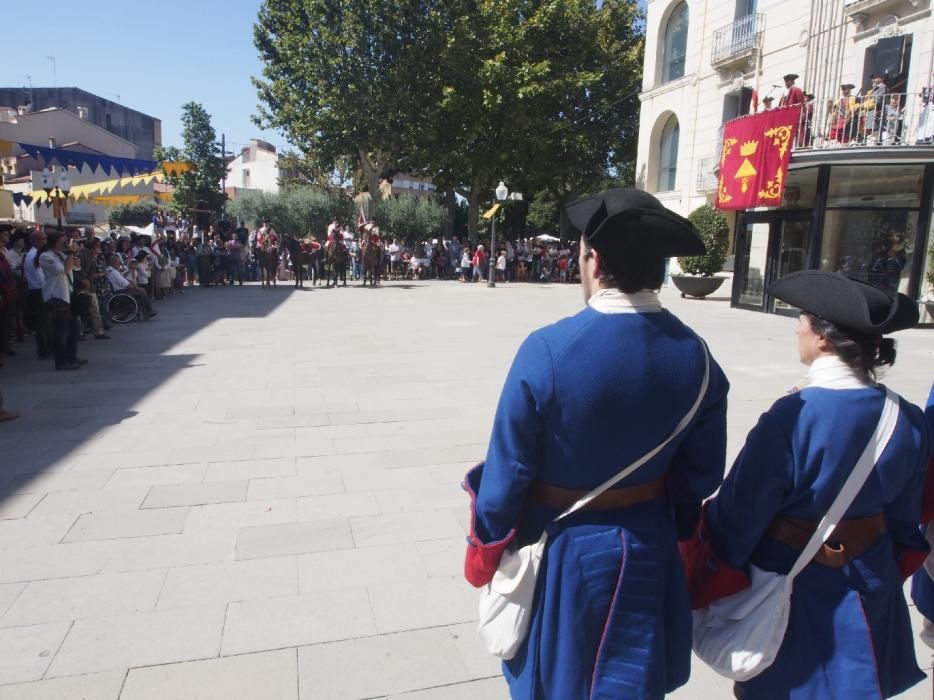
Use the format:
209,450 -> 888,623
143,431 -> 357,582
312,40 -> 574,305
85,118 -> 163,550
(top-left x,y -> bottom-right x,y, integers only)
671,204 -> 730,299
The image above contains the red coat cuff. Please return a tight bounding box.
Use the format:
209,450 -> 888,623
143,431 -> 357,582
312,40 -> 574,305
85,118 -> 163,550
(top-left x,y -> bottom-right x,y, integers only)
462,462 -> 517,587
464,530 -> 516,587
679,506 -> 750,610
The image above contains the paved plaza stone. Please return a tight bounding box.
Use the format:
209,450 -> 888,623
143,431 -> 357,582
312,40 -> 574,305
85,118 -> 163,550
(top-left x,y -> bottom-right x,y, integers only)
0,279 -> 931,698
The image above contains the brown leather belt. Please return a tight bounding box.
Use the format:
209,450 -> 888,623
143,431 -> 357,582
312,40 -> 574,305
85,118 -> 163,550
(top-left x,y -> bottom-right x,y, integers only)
528,475 -> 666,512
766,514 -> 887,568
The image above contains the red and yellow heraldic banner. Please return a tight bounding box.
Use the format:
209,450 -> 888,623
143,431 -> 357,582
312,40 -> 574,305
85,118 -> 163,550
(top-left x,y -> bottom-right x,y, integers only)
716,106 -> 802,210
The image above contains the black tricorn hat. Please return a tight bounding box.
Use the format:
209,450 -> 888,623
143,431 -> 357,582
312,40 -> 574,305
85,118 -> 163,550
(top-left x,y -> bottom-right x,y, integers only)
566,188 -> 705,257
769,271 -> 919,335
784,73 -> 799,81
841,83 -> 856,90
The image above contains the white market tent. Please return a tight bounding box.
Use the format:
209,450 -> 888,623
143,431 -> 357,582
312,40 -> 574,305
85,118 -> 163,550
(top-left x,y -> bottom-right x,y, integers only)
534,234 -> 560,242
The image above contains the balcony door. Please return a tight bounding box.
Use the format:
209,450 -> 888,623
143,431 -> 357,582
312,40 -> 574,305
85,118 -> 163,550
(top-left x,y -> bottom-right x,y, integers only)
735,0 -> 756,19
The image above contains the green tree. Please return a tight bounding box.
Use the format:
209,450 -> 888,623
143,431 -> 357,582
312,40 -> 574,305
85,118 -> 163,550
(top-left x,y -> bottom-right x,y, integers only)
253,0 -> 441,200
228,187 -> 354,236
412,0 -> 644,241
372,196 -> 447,243
108,200 -> 159,227
155,103 -> 227,218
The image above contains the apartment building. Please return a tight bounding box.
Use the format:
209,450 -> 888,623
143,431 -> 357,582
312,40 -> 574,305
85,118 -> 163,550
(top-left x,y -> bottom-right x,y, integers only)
636,0 -> 934,314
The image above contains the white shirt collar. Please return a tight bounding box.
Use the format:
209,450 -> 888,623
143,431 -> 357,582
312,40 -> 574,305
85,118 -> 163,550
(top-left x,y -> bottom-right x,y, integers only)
587,288 -> 663,314
804,355 -> 871,390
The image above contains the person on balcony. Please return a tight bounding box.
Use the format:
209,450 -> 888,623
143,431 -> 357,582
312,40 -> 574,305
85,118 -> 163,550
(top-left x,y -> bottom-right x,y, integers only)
761,95 -> 775,112
916,73 -> 934,145
778,73 -> 804,108
798,92 -> 815,147
861,74 -> 887,145
829,83 -> 857,143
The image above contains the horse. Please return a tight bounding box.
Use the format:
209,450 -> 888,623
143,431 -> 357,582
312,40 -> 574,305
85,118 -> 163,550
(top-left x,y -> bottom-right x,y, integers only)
325,239 -> 348,288
255,236 -> 280,288
285,236 -> 308,288
361,239 -> 384,287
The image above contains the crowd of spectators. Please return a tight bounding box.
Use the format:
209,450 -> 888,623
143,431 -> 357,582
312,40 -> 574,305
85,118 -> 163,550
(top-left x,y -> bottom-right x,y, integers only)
347,236 -> 581,284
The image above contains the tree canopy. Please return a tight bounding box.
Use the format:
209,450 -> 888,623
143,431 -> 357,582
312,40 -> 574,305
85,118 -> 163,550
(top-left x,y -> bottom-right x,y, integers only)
253,0 -> 644,241
155,102 -> 228,217
228,187 -> 353,236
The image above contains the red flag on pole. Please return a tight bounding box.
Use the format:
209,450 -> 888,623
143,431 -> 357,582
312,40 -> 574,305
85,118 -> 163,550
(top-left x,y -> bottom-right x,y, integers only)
358,206 -> 367,229
716,106 -> 802,210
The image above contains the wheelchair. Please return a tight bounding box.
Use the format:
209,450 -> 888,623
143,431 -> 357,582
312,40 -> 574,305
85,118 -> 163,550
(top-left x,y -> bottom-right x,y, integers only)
105,291 -> 141,324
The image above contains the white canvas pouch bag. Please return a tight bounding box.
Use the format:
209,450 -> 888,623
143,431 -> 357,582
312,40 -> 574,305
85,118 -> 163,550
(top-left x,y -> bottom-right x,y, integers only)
692,388 -> 900,681
478,343 -> 711,660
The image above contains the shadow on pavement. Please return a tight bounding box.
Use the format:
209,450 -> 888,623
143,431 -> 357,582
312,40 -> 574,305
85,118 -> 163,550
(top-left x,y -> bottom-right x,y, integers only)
0,284 -> 294,507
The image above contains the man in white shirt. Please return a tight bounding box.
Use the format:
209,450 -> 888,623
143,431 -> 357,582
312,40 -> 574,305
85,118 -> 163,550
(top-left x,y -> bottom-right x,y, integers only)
23,230 -> 52,358
39,231 -> 82,370
105,255 -> 158,318
106,256 -> 156,318
388,239 -> 401,279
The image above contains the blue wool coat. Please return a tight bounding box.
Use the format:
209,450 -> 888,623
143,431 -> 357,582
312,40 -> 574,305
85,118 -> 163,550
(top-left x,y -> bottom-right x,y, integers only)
707,385 -> 930,700
910,383 -> 934,627
465,306 -> 729,699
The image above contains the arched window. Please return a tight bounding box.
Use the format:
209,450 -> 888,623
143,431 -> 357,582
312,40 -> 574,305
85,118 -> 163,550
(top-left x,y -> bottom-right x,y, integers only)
657,115 -> 680,191
662,2 -> 689,83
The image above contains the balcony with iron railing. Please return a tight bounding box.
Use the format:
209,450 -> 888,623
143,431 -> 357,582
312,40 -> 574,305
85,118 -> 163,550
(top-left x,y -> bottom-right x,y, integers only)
789,90 -> 933,153
696,156 -> 720,192
711,14 -> 764,69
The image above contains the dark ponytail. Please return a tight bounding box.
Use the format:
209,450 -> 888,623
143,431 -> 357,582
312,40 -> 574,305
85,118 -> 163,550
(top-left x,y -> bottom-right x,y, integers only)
807,314 -> 896,382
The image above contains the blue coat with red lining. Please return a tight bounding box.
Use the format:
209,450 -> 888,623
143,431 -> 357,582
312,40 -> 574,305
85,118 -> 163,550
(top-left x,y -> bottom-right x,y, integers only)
704,383 -> 931,700
463,306 -> 729,699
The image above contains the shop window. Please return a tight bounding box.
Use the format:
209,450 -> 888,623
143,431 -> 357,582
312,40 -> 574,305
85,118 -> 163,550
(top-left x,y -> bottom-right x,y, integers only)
820,209 -> 917,294
827,164 -> 923,208
661,2 -> 688,83
657,115 -> 680,192
779,167 -> 818,209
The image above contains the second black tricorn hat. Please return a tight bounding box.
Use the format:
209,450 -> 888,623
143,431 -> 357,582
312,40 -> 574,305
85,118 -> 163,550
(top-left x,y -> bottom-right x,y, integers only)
769,271 -> 919,335
566,188 -> 706,257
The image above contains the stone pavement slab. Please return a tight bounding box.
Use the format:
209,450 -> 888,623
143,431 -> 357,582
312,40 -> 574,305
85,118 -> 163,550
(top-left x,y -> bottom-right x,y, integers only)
234,518 -> 354,560
297,627 -> 478,699
0,622 -> 71,684
120,649 -> 297,700
142,481 -> 247,509
221,587 -> 376,656
156,557 -> 298,610
46,605 -> 226,678
0,281 -> 930,698
0,570 -> 164,628
0,670 -> 125,700
62,507 -> 189,542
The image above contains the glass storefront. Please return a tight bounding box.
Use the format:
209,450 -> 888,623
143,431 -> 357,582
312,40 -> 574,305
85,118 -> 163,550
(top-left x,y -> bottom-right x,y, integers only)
730,162 -> 933,314
820,209 -> 917,295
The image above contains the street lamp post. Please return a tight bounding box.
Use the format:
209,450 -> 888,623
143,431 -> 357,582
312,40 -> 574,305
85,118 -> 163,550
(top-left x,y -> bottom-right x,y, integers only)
488,181 -> 508,288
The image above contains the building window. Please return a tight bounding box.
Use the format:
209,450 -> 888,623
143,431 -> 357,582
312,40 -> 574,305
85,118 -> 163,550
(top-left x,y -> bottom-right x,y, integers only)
242,169 -> 250,188
657,115 -> 680,192
661,2 -> 689,83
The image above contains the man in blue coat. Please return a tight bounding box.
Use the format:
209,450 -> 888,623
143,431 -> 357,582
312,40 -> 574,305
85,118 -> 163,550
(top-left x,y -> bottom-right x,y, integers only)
463,188 -> 730,699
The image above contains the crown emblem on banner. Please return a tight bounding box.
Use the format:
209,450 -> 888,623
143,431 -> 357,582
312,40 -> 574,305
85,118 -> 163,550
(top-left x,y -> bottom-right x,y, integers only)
739,140 -> 759,157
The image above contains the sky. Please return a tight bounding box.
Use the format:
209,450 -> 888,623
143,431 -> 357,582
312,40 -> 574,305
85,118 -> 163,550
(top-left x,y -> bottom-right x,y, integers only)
0,0 -> 286,156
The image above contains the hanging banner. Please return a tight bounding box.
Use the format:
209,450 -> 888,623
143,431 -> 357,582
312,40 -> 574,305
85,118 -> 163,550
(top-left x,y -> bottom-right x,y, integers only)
161,161 -> 193,176
16,142 -> 157,176
27,172 -> 164,202
716,106 -> 802,211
